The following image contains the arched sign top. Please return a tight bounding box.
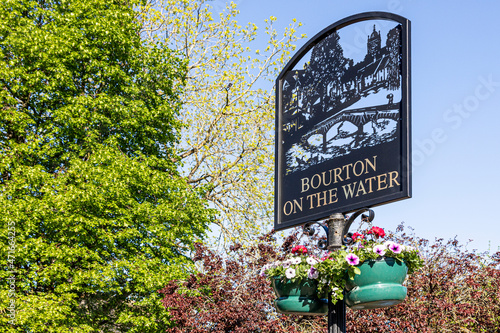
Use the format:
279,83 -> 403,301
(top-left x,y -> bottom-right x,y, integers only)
278,12 -> 410,80
274,12 -> 411,231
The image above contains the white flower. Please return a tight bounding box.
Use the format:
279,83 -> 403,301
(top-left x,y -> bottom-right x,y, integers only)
306,257 -> 319,265
285,267 -> 296,279
282,259 -> 294,268
293,257 -> 302,264
383,241 -> 395,249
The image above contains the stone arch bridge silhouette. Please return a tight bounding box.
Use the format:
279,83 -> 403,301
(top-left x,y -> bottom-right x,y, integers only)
300,103 -> 400,152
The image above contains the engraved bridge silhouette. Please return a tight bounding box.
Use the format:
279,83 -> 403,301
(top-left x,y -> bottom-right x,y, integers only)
300,102 -> 400,152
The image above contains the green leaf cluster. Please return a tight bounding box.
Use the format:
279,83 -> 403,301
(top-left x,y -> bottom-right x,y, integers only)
0,0 -> 214,331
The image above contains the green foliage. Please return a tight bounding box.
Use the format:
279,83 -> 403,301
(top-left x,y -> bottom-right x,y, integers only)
0,0 -> 214,331
139,0 -> 304,244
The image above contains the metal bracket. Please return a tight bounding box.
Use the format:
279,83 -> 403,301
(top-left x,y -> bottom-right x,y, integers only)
302,208 -> 374,251
303,221 -> 329,250
343,207 -> 375,240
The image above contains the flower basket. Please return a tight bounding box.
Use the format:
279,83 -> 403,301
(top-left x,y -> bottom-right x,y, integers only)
271,277 -> 328,315
345,257 -> 407,310
262,226 -> 423,314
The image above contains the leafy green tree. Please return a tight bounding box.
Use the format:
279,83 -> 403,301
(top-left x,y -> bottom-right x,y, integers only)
139,0 -> 304,244
0,0 -> 214,331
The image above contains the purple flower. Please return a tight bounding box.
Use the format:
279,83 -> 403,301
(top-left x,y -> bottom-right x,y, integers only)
345,253 -> 360,266
373,245 -> 386,256
308,267 -> 319,279
389,243 -> 402,254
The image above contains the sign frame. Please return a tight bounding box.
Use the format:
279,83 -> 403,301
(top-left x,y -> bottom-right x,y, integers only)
274,12 -> 411,231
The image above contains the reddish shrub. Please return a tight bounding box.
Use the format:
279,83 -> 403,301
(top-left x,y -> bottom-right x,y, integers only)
160,227 -> 500,332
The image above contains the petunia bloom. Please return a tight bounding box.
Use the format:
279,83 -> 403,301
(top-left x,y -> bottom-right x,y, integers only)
308,267 -> 319,279
260,264 -> 271,277
383,241 -> 395,249
389,243 -> 402,254
373,245 -> 386,256
306,257 -> 319,265
282,259 -> 293,268
291,257 -> 302,265
285,267 -> 296,279
346,253 -> 360,266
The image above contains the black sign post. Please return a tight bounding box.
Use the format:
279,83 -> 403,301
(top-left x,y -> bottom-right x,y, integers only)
274,12 -> 411,331
327,213 -> 348,333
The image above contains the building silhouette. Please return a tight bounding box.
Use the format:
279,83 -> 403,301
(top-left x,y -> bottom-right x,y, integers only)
367,25 -> 382,61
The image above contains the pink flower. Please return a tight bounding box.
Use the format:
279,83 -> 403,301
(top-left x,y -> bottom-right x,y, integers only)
346,253 -> 360,266
389,243 -> 402,254
373,245 -> 386,256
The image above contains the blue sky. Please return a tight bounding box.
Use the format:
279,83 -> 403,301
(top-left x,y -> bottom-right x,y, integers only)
220,0 -> 500,252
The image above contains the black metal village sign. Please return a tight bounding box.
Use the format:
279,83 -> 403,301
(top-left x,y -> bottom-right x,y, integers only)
275,12 -> 411,231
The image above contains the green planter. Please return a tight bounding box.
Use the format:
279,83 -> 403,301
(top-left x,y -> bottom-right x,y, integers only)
271,277 -> 328,315
345,257 -> 408,310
